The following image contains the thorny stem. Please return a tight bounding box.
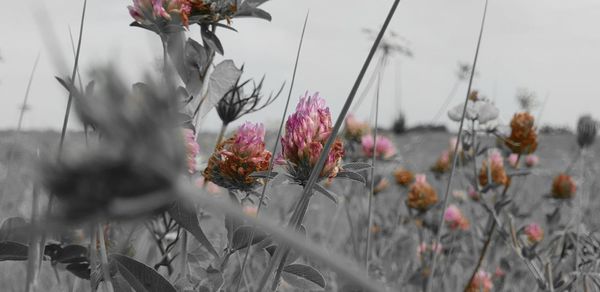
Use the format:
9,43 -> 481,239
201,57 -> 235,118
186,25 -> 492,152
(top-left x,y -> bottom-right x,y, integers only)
260,1 -> 402,290
234,12 -> 310,292
426,0 -> 489,290
365,69 -> 382,271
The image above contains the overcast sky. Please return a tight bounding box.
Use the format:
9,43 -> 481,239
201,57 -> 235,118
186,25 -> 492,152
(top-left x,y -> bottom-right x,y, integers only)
0,0 -> 599,132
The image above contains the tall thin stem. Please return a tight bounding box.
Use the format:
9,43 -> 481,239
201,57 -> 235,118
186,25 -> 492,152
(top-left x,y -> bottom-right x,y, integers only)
97,224 -> 114,292
258,1 -> 402,290
426,0 -> 490,290
234,11 -> 310,292
25,184 -> 40,292
365,67 -> 382,271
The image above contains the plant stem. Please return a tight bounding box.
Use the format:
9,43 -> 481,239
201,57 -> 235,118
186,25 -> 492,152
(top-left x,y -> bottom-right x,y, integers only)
215,123 -> 228,148
463,221 -> 496,292
365,67 -> 382,271
25,184 -> 40,292
97,224 -> 114,292
426,0 -> 489,290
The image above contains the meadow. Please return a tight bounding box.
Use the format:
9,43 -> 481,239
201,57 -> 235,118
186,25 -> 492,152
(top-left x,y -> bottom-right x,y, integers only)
1,0 -> 599,292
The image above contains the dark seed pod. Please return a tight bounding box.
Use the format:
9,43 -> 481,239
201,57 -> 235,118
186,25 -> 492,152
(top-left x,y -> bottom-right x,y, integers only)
577,115 -> 597,148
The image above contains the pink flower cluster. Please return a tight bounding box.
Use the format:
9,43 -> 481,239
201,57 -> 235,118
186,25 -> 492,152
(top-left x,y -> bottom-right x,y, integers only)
444,204 -> 469,231
417,242 -> 443,257
469,270 -> 493,292
183,128 -> 200,174
279,92 -> 344,181
361,135 -> 396,159
524,223 -> 544,243
128,0 -> 192,25
344,114 -> 370,142
222,122 -> 267,162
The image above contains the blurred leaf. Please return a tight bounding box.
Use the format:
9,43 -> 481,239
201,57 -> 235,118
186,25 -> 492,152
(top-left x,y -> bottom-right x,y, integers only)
54,245 -> 88,264
168,201 -> 219,258
282,264 -> 326,291
0,217 -> 29,244
313,184 -> 338,204
66,262 -> 91,280
110,254 -> 177,292
0,241 -> 28,261
335,170 -> 366,184
231,226 -> 267,251
341,162 -> 372,172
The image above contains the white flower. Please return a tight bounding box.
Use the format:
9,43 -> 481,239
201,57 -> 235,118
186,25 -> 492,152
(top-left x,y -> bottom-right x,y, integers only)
447,100 -> 499,124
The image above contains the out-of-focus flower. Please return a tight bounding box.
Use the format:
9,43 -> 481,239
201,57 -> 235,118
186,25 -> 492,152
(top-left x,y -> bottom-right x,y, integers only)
393,167 -> 414,187
551,173 -> 576,199
344,114 -> 370,142
242,205 -> 258,217
431,150 -> 450,174
194,177 -> 222,194
417,242 -> 443,257
452,190 -> 468,201
524,223 -> 544,244
183,128 -> 200,174
479,150 -> 509,187
373,177 -> 390,195
204,122 -> 271,191
494,267 -> 506,278
128,0 -> 193,27
370,224 -> 382,235
279,92 -> 344,182
467,270 -> 493,292
407,174 -> 438,212
361,135 -> 396,159
577,115 -> 597,148
507,153 -> 519,168
449,137 -> 463,154
525,154 -> 539,168
468,185 -> 480,201
506,112 -> 538,154
448,98 -> 499,124
444,204 -> 469,231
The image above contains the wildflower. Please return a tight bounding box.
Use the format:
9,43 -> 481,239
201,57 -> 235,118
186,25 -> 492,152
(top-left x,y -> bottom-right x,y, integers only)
506,112 -> 538,154
468,185 -> 480,201
393,167 -> 414,187
128,0 -> 192,26
467,270 -> 493,292
431,150 -> 450,174
361,135 -> 396,159
344,114 -> 370,142
417,242 -> 443,257
370,224 -> 382,235
551,173 -> 576,199
577,115 -> 597,148
507,153 -> 519,168
479,150 -> 509,187
279,92 -> 345,182
203,122 -> 272,191
242,205 -> 258,217
447,98 -> 499,124
524,223 -> 544,244
494,267 -> 506,278
444,204 -> 469,231
525,154 -> 539,168
183,128 -> 200,174
452,190 -> 468,201
407,174 -> 438,212
373,177 -> 390,195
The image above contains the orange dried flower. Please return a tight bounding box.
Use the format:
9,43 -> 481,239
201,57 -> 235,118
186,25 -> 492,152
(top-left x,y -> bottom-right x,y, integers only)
407,175 -> 438,212
393,167 -> 414,187
479,151 -> 509,187
431,150 -> 450,174
506,112 -> 538,154
551,173 -> 576,199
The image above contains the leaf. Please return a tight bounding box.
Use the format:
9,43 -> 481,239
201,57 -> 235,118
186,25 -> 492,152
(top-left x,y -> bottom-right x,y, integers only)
54,245 -> 88,263
249,171 -> 278,179
231,226 -> 268,251
312,184 -> 338,204
110,254 -> 177,292
235,3 -> 272,21
201,26 -> 224,55
168,201 -> 219,258
0,241 -> 28,261
0,217 -> 29,244
198,59 -> 242,119
335,170 -> 366,184
66,262 -> 91,280
341,162 -> 372,172
282,264 -> 326,291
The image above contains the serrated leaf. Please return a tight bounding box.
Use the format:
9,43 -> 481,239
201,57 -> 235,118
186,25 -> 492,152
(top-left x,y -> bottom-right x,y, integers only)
110,254 -> 177,292
282,264 -> 326,291
335,171 -> 366,184
341,162 -> 372,172
168,201 -> 219,258
312,184 -> 338,204
231,226 -> 267,251
0,241 -> 28,261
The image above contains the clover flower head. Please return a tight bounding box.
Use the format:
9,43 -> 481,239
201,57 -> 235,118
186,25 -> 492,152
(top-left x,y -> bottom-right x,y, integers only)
506,112 -> 538,154
393,167 -> 414,187
479,149 -> 509,187
361,135 -> 396,159
525,154 -> 539,167
344,114 -> 370,142
467,270 -> 493,292
524,223 -> 544,244
444,204 -> 469,231
407,174 -> 438,212
551,173 -> 576,199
